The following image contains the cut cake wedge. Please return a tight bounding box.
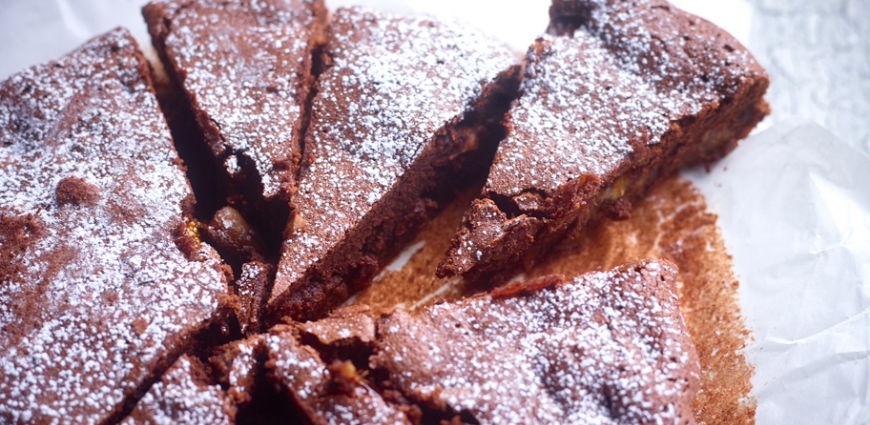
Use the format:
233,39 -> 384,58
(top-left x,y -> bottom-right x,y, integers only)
267,7 -> 522,323
143,0 -> 327,242
438,0 -> 769,282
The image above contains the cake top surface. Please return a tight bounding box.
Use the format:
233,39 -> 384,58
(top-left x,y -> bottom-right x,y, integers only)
146,0 -> 323,198
372,261 -> 699,425
122,355 -> 232,425
486,0 -> 767,198
298,304 -> 377,346
274,6 -> 517,297
0,28 -> 227,424
266,326 -> 410,425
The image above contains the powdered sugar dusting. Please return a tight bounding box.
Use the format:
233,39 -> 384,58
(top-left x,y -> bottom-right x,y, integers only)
275,7 -> 516,294
488,0 -> 763,197
154,0 -> 319,198
374,261 -> 699,425
266,327 -> 409,425
0,29 -> 227,424
122,356 -> 231,425
227,337 -> 260,398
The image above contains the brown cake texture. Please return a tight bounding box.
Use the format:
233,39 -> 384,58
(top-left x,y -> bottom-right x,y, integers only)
235,261 -> 272,335
372,261 -> 699,424
270,261 -> 699,424
143,0 -> 327,245
438,0 -> 770,282
121,355 -> 234,425
0,1 -> 767,422
210,337 -> 262,407
0,29 -> 232,424
265,325 -> 412,425
267,7 -> 522,323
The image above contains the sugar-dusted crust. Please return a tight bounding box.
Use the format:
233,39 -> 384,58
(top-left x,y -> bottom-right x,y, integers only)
265,325 -> 411,425
209,335 -> 266,410
438,0 -> 770,282
143,0 -> 327,230
373,261 -> 700,424
0,29 -> 231,424
268,7 -> 521,323
122,355 -> 234,425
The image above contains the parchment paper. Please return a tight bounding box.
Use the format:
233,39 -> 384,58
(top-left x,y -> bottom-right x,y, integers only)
686,119 -> 870,424
2,1 -> 868,423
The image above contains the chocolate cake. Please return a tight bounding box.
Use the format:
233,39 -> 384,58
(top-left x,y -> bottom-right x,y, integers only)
438,0 -> 770,282
373,261 -> 699,424
122,355 -> 234,425
235,261 -> 272,335
265,325 -> 412,425
267,7 -> 522,323
143,0 -> 327,242
0,1 -> 769,422
0,29 -> 232,423
217,337 -> 263,408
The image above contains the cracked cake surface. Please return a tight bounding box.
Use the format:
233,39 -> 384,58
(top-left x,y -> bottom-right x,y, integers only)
0,28 -> 230,424
143,0 -> 327,212
268,6 -> 521,322
122,355 -> 234,425
266,325 -> 411,425
438,0 -> 769,281
373,261 -> 699,425
0,2 -> 761,423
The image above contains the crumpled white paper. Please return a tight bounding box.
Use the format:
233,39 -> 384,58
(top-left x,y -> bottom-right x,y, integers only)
686,118 -> 870,425
1,1 -> 868,424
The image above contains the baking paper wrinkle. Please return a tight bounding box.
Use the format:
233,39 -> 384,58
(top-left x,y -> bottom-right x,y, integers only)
687,118 -> 870,425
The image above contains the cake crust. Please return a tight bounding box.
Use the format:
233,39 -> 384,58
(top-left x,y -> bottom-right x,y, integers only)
265,325 -> 411,425
438,0 -> 769,282
0,28 -> 231,424
122,355 -> 234,425
373,261 -> 700,424
143,0 -> 327,235
267,7 -> 521,323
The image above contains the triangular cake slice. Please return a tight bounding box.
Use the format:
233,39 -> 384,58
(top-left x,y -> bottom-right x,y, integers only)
121,355 -> 234,425
438,0 -> 769,282
0,29 -> 232,423
372,261 -> 699,424
267,7 -> 522,322
143,0 -> 327,239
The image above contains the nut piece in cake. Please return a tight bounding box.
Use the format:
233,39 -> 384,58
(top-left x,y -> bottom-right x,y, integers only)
268,7 -> 522,323
0,29 -> 232,423
373,261 -> 700,424
438,0 -> 770,282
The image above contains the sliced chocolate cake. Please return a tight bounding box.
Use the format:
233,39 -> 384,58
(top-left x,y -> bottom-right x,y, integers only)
265,325 -> 412,425
143,0 -> 327,239
267,7 -> 522,323
207,335 -> 273,423
122,355 -> 234,425
438,0 -> 770,282
373,261 -> 699,424
0,29 -> 232,423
